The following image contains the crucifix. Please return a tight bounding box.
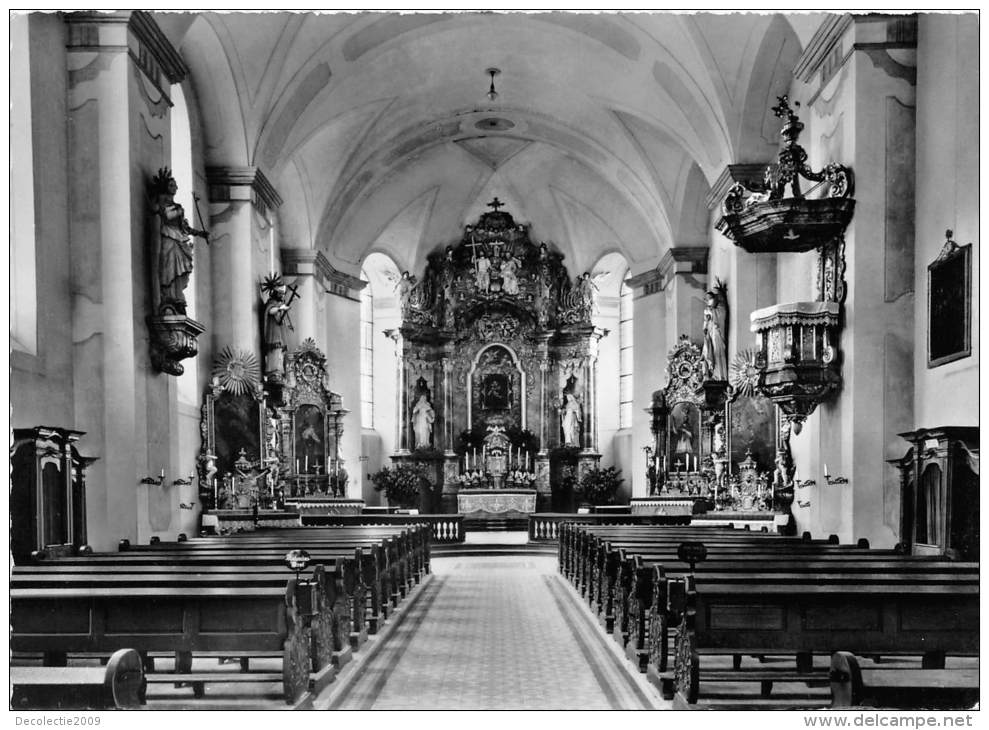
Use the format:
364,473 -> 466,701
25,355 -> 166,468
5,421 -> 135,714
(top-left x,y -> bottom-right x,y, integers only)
487,197 -> 505,211
488,239 -> 506,258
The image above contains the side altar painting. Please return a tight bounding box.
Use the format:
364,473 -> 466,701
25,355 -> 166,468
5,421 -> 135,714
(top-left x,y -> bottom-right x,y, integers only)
384,199 -> 607,513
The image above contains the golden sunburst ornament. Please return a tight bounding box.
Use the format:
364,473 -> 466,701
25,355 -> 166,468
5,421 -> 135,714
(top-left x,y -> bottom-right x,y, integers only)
729,349 -> 762,398
211,346 -> 261,395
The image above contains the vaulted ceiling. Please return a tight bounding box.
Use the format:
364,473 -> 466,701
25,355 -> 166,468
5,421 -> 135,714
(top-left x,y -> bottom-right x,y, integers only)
156,11 -> 820,276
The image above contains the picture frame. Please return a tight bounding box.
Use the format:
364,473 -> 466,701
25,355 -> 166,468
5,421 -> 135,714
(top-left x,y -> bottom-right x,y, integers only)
927,235 -> 972,368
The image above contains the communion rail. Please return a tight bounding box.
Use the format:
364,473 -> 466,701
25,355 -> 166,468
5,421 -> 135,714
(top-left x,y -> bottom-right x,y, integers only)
300,514 -> 466,543
528,513 -> 692,542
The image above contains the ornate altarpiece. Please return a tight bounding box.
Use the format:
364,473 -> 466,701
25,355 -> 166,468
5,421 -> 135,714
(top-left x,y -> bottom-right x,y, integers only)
387,201 -> 606,512
199,340 -> 357,516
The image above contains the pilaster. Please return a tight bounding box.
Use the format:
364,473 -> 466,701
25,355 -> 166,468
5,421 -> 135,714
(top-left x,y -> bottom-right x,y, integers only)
206,165 -> 282,354
64,10 -> 186,548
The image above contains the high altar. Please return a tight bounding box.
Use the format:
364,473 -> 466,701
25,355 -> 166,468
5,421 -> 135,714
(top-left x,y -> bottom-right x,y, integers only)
388,200 -> 606,515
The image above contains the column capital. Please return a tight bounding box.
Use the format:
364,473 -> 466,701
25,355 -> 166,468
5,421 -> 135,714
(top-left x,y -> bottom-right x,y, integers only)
628,247 -> 708,297
65,11 -> 187,95
206,166 -> 283,218
281,248 -> 366,301
794,14 -> 917,100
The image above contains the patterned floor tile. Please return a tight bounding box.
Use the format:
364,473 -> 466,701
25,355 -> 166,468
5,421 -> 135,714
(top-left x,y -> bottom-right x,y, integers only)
329,556 -> 663,710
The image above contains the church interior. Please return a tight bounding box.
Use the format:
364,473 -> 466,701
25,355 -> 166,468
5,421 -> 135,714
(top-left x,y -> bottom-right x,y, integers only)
9,10 -> 980,712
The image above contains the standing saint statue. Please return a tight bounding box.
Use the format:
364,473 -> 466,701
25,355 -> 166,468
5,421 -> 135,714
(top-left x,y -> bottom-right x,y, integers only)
411,393 -> 435,450
500,251 -> 521,296
702,279 -> 728,381
560,392 -> 583,447
149,168 -> 209,315
475,252 -> 492,293
262,275 -> 295,377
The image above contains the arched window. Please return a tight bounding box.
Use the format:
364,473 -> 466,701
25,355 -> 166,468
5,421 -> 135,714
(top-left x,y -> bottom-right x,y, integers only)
360,270 -> 374,428
619,271 -> 633,429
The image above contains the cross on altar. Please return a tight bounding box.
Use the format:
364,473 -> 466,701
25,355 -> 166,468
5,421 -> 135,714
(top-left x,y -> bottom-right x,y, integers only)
466,235 -> 484,260
489,239 -> 506,257
487,197 -> 505,211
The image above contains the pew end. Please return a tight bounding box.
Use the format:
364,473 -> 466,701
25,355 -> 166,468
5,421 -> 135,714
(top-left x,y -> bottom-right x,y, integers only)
830,652 -> 980,710
10,648 -> 146,710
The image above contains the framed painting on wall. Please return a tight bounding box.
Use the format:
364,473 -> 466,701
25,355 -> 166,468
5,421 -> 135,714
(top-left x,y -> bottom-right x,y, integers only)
928,232 -> 972,368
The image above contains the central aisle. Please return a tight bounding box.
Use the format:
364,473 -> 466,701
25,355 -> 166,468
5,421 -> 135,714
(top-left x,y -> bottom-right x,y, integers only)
322,554 -> 664,710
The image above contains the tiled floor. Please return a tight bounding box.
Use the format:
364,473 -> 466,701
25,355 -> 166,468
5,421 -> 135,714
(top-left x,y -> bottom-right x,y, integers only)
324,555 -> 665,710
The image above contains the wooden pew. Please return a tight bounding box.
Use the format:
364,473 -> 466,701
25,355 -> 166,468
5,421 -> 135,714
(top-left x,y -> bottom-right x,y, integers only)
661,570 -> 978,707
11,571 -> 333,704
830,652 -> 980,710
10,648 -> 145,709
37,547 -> 376,644
560,524 -> 980,710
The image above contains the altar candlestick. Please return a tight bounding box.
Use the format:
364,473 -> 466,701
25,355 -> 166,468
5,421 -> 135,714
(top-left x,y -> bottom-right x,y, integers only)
305,455 -> 309,473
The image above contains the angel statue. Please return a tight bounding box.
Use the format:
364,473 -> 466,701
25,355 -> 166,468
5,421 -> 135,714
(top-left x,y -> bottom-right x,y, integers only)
148,168 -> 209,316
702,278 -> 728,381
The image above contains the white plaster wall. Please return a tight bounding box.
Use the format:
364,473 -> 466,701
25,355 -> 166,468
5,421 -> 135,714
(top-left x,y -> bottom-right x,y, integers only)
594,296 -> 621,468
913,14 -> 979,428
322,294 -> 364,499
10,15 -> 76,429
630,287 -> 667,496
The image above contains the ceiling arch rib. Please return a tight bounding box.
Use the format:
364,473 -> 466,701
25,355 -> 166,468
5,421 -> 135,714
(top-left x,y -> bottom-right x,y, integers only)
314,107 -> 669,263
164,12 -> 812,279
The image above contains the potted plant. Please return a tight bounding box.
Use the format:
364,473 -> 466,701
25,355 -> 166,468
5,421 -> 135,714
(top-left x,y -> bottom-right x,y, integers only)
370,463 -> 426,509
576,466 -> 624,507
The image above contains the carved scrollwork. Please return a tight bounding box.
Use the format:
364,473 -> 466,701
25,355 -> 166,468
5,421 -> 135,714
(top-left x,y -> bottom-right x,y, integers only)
648,574 -> 669,673
282,579 -> 312,704
672,615 -> 700,704
309,565 -> 335,672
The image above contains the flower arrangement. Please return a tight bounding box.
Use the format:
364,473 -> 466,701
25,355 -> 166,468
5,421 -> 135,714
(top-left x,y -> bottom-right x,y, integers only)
370,463 -> 426,508
576,466 -> 624,506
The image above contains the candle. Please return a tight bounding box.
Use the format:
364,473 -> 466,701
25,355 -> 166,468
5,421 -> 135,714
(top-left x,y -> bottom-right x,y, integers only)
824,463 -> 829,478
296,459 -> 300,473
305,455 -> 308,472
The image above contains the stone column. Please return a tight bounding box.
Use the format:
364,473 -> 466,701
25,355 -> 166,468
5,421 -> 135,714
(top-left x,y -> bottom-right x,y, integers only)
390,331 -> 411,454
64,11 -> 187,548
205,167 -> 282,355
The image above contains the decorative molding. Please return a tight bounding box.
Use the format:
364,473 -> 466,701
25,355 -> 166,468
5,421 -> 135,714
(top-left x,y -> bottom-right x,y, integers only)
65,11 -> 187,103
793,14 -> 853,83
795,14 -> 917,91
706,164 -> 768,210
627,247 -> 708,298
625,268 -> 664,297
129,11 -> 187,84
281,248 -> 366,301
658,247 -> 708,286
206,166 -> 283,218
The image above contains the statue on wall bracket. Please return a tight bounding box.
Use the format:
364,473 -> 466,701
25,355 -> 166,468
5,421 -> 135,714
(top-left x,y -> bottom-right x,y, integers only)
146,167 -> 210,375
260,273 -> 298,386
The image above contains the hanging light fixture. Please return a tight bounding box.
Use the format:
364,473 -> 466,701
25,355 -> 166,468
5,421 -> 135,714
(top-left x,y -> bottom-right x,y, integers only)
486,67 -> 500,101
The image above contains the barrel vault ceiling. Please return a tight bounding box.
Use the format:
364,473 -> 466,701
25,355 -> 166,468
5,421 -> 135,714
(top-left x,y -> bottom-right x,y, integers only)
156,11 -> 821,275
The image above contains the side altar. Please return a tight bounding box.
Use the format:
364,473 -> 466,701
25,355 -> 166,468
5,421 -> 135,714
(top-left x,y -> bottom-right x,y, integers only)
386,199 -> 607,514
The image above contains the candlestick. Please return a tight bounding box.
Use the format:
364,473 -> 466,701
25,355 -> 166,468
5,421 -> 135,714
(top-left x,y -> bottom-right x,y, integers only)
305,455 -> 309,473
